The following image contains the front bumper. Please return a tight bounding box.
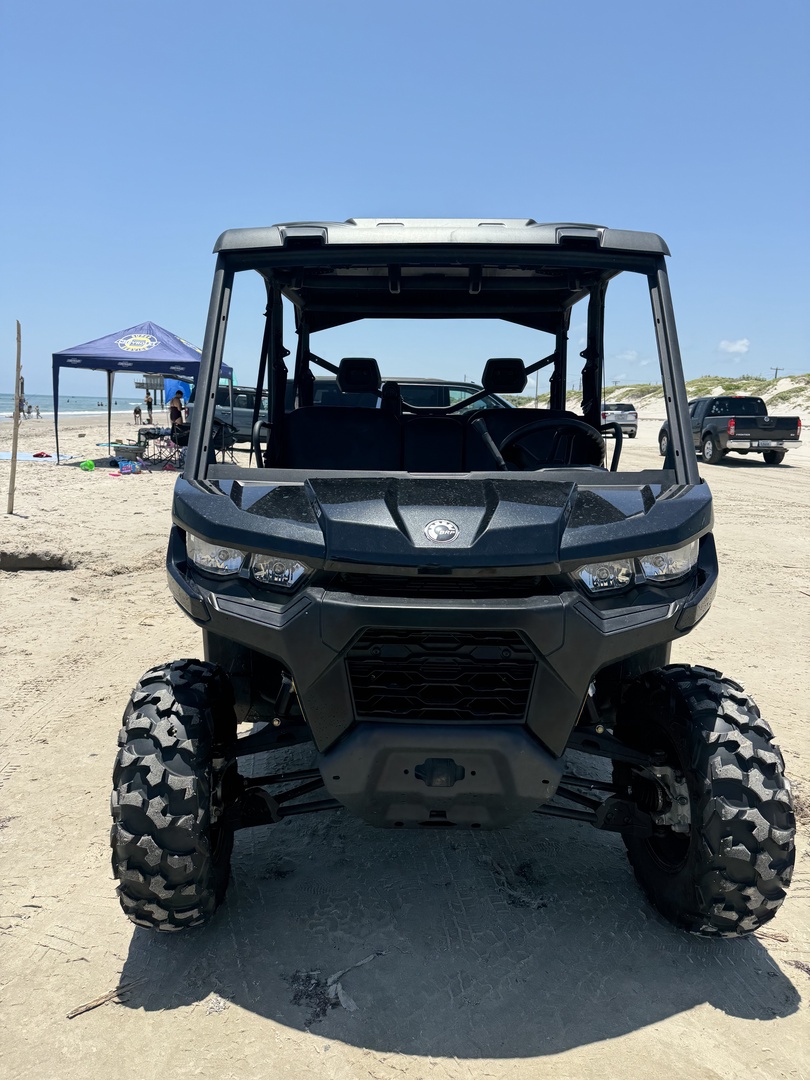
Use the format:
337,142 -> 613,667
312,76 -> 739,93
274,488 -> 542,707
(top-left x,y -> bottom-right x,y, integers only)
167,527 -> 718,759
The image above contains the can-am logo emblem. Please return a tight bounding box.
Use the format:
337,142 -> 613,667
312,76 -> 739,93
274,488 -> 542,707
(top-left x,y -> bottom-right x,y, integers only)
424,519 -> 459,543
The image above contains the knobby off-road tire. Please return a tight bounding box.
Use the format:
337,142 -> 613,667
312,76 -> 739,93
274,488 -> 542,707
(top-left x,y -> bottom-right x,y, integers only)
763,450 -> 786,465
614,665 -> 795,937
110,660 -> 237,931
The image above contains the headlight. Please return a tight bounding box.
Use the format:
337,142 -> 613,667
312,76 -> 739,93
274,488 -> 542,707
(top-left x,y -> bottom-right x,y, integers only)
251,554 -> 310,589
186,533 -> 246,575
640,540 -> 698,581
574,559 -> 634,593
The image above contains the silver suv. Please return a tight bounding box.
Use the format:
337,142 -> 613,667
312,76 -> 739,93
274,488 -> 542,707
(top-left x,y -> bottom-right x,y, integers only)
602,402 -> 638,438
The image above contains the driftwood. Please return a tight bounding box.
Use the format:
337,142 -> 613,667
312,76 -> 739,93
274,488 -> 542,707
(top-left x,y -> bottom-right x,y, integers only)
325,951 -> 382,1012
6,321 -> 22,515
66,978 -> 143,1019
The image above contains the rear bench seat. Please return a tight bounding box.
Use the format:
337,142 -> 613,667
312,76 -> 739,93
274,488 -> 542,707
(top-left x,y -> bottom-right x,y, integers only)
281,357 -> 400,470
282,406 -> 402,470
282,405 -> 581,471
279,356 -> 594,471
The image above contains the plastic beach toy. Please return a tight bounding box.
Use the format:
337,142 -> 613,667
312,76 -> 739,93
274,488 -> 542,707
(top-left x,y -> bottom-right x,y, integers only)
79,460 -> 95,471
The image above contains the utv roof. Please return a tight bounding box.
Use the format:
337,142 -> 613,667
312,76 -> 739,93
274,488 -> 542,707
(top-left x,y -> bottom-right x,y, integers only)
213,220 -> 670,333
214,219 -> 670,256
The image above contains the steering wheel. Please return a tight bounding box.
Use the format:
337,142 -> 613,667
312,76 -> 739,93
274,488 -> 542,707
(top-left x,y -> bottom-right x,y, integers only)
498,418 -> 606,469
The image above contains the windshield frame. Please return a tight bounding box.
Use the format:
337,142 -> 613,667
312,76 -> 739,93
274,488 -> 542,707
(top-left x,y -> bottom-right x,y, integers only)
184,247 -> 698,487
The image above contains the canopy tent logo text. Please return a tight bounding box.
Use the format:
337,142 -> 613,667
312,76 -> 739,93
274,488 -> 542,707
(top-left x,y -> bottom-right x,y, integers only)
116,334 -> 160,352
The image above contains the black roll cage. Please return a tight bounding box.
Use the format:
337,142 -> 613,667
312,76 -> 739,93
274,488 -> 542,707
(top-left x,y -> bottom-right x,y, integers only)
185,246 -> 698,487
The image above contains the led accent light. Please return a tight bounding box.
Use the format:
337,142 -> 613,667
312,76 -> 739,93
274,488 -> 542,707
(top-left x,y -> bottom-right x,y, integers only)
187,533 -> 245,575
640,540 -> 699,581
251,554 -> 310,589
574,559 -> 634,592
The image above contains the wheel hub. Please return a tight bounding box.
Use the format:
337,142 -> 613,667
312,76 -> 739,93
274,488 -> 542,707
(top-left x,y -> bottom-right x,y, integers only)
641,765 -> 690,833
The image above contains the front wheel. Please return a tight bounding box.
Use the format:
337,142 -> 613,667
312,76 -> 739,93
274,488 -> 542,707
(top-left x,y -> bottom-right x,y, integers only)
614,665 -> 794,936
763,450 -> 786,465
110,660 -> 237,931
702,435 -> 725,464
658,432 -> 669,457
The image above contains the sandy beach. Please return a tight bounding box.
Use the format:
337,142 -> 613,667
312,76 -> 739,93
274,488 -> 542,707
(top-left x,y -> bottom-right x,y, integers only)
1,413 -> 808,1080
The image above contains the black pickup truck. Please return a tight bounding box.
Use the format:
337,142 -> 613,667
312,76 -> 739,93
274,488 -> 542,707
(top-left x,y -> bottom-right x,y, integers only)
659,395 -> 802,464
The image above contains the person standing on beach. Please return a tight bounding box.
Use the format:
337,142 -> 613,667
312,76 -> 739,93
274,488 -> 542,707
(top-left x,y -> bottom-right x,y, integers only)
169,390 -> 184,432
145,391 -> 153,424
35,405 -> 41,419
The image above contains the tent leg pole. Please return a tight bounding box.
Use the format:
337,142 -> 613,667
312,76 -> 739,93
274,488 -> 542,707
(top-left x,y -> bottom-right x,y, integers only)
53,352 -> 61,464
107,370 -> 114,460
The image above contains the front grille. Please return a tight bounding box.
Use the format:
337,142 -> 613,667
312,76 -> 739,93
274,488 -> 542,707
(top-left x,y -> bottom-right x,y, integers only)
335,573 -> 550,599
346,629 -> 536,721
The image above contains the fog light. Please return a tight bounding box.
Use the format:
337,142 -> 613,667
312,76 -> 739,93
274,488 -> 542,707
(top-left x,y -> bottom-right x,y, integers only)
574,559 -> 634,592
251,554 -> 310,589
640,540 -> 698,581
187,533 -> 245,575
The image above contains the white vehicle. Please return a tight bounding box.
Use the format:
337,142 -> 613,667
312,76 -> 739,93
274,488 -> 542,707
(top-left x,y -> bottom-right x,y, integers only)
602,402 -> 638,438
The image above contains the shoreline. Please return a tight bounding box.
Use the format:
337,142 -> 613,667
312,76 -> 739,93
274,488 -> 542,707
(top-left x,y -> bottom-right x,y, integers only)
0,412 -> 172,461
1,409 -> 160,422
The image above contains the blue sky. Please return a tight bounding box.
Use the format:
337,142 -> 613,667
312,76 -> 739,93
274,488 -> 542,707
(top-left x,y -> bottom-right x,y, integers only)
2,0 -> 808,396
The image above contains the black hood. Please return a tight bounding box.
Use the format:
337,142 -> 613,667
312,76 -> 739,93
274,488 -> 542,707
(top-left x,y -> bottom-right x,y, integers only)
175,474 -> 714,574
305,477 -> 575,569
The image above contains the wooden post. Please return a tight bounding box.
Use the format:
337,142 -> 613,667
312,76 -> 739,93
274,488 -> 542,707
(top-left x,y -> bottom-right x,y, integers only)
6,321 -> 22,515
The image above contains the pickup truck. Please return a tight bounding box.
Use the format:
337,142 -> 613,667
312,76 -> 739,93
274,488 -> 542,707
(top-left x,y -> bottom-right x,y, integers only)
658,395 -> 802,464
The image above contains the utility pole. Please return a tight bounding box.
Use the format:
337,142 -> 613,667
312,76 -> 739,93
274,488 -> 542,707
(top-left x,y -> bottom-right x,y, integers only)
770,367 -> 782,381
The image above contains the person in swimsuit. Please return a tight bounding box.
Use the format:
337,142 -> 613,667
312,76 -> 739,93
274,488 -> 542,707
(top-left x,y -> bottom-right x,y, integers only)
169,391 -> 184,432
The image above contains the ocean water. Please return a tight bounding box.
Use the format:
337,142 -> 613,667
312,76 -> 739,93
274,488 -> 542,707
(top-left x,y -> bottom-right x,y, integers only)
0,393 -> 150,420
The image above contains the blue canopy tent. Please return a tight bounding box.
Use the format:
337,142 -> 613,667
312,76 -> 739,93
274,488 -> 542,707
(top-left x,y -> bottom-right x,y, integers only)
52,321 -> 232,462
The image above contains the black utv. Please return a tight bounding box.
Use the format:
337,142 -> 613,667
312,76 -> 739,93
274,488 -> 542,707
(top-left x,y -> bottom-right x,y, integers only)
111,219 -> 794,937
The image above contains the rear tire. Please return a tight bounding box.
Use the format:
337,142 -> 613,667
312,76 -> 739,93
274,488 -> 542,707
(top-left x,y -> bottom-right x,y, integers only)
110,660 -> 237,931
658,433 -> 669,457
702,435 -> 725,464
614,665 -> 794,936
763,450 -> 786,465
